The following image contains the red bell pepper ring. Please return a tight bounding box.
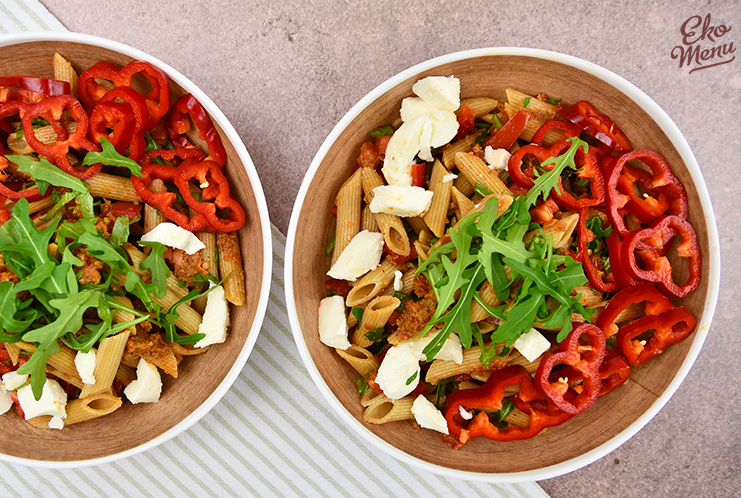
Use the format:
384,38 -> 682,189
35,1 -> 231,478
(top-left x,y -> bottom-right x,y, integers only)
483,110 -> 531,151
617,306 -> 696,366
453,104 -> 475,141
175,159 -> 246,232
0,207 -> 10,225
0,76 -> 70,97
549,349 -> 631,397
548,139 -> 605,210
138,147 -> 206,168
605,232 -> 636,289
507,143 -> 553,188
596,283 -> 675,338
99,86 -> 149,161
577,208 -> 621,293
604,149 -> 689,238
131,161 -> 208,232
621,215 -> 702,298
88,101 -> 136,156
560,100 -> 632,153
114,61 -> 171,130
617,164 -> 671,224
535,322 -> 606,415
21,95 -> 102,180
78,61 -> 120,108
0,102 -> 45,200
167,94 -> 227,167
530,119 -> 581,146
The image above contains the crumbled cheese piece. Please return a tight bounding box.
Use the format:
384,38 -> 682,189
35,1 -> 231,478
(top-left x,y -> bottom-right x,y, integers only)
195,284 -> 230,348
74,349 -> 97,385
139,222 -> 205,255
2,371 -> 29,391
484,146 -> 511,172
393,270 -> 404,292
48,416 -> 65,430
0,386 -> 12,415
327,230 -> 384,281
459,405 -> 473,420
442,173 -> 457,183
513,328 -> 551,363
376,343 -> 420,400
16,379 -> 67,420
400,97 -> 438,123
411,395 -> 449,434
124,359 -> 162,404
404,333 -> 463,365
369,185 -> 434,218
382,117 -> 428,186
317,295 -> 350,350
412,76 -> 461,112
427,109 -> 459,149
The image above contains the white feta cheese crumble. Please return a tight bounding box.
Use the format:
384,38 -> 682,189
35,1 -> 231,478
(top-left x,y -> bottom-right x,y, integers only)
459,405 -> 473,420
484,146 -> 511,172
124,359 -> 162,404
411,395 -> 449,435
376,343 -> 420,400
0,386 -> 12,415
2,371 -> 29,391
139,222 -> 205,255
195,284 -> 230,348
74,349 -> 97,385
442,173 -> 457,183
513,328 -> 552,363
369,185 -> 434,218
382,117 -> 428,187
403,333 -> 463,365
400,97 -> 438,123
327,230 -> 384,281
317,295 -> 350,350
17,379 -> 67,420
393,270 -> 404,292
427,109 -> 459,148
48,416 -> 65,430
412,76 -> 460,112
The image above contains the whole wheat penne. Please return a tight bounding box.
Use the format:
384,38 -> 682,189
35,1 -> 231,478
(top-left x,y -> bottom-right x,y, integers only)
80,329 -> 131,399
442,129 -> 485,169
336,346 -> 380,376
53,53 -> 78,97
217,232 -> 246,306
144,179 -> 167,234
88,172 -> 143,202
332,168 -> 362,266
363,394 -> 415,424
361,167 -> 410,256
423,159 -> 453,238
346,258 -> 402,307
361,204 -> 379,232
193,231 -> 218,313
460,97 -> 499,117
455,152 -> 512,196
351,295 -> 400,347
28,393 -> 122,429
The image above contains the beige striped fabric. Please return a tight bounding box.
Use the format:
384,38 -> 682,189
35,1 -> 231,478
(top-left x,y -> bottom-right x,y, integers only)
0,3 -> 551,496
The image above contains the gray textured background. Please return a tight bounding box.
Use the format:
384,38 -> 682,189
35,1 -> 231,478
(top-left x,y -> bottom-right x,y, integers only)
41,0 -> 740,496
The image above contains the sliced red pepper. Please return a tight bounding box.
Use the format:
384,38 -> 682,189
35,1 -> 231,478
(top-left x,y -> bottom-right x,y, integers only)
138,147 -> 205,168
0,207 -> 10,225
99,86 -> 149,161
604,149 -> 688,238
507,143 -> 553,188
114,61 -> 171,130
560,100 -> 632,153
411,162 -> 426,187
621,215 -> 702,298
483,110 -> 531,150
548,139 -> 605,210
617,306 -> 696,366
530,119 -> 581,146
175,159 -> 246,232
167,94 -> 226,167
77,61 -> 120,108
0,76 -> 70,97
453,104 -> 475,141
550,349 -> 631,397
21,95 -> 101,180
535,322 -> 606,415
617,164 -> 670,223
0,102 -> 47,200
605,232 -> 636,289
577,208 -> 621,293
100,201 -> 143,222
595,283 -> 675,338
88,101 -> 136,156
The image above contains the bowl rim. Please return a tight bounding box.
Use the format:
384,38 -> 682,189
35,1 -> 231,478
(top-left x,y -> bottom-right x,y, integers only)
285,46 -> 721,483
0,30 -> 274,468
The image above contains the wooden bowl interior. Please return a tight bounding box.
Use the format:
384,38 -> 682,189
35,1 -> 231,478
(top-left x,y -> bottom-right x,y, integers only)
292,55 -> 710,474
0,40 -> 264,462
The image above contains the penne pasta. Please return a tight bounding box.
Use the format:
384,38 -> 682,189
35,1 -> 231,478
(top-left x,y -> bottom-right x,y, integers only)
332,168 -> 362,266
361,167 -> 410,256
346,258 -> 402,307
336,346 -> 380,376
363,394 -> 415,424
455,152 -> 512,196
80,330 -> 131,399
423,159 -> 453,238
217,232 -> 246,306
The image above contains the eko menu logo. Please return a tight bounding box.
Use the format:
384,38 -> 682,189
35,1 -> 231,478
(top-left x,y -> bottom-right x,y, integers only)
671,14 -> 735,73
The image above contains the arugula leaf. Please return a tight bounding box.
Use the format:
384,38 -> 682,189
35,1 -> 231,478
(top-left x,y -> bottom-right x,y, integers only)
369,125 -> 394,138
524,137 -> 588,208
356,378 -> 370,396
110,216 -> 131,248
8,155 -> 89,193
523,97 -> 531,108
364,327 -> 388,343
491,293 -> 544,345
350,307 -> 364,324
144,133 -> 160,153
138,241 -> 171,299
473,181 -> 493,197
497,398 -> 515,422
80,138 -> 143,177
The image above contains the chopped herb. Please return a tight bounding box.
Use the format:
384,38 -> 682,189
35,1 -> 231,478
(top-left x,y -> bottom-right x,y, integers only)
490,113 -> 503,130
350,307 -> 364,324
473,181 -> 493,198
393,291 -> 412,313
405,370 -> 418,386
356,378 -> 370,396
364,327 -> 388,343
548,97 -> 562,105
496,398 -> 515,422
369,125 -> 394,138
324,236 -> 335,255
524,137 -> 588,208
523,97 -> 531,108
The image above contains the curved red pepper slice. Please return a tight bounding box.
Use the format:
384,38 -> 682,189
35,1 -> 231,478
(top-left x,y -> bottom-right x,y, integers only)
138,147 -> 206,168
99,86 -> 149,161
549,349 -> 631,397
507,143 -> 553,188
605,149 -> 688,238
114,61 -> 171,130
605,232 -> 636,289
21,95 -> 101,180
88,101 -> 136,156
621,215 -> 702,298
535,322 -> 606,415
453,104 -> 475,141
617,164 -> 671,223
167,94 -> 227,167
617,306 -> 696,366
577,208 -> 621,293
0,102 -> 46,200
596,283 -> 675,338
549,139 -> 605,209
531,119 -> 581,146
131,161 -> 208,232
483,110 -> 531,151
175,159 -> 245,232
0,76 -> 70,97
78,61 -> 120,108
560,100 -> 632,153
